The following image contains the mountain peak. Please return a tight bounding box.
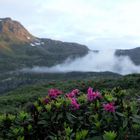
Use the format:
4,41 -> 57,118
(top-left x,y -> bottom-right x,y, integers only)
0,17 -> 12,21
0,17 -> 35,43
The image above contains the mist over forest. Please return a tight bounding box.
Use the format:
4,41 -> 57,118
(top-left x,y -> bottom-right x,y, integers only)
23,49 -> 140,75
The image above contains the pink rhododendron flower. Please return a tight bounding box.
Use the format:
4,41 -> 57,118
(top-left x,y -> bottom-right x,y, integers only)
87,87 -> 93,101
93,91 -> 102,99
48,89 -> 62,99
66,89 -> 79,98
70,98 -> 80,110
66,92 -> 75,98
87,87 -> 102,101
71,89 -> 79,95
103,103 -> 115,112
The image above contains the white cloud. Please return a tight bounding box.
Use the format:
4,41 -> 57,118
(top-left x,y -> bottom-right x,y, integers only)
0,0 -> 140,49
22,50 -> 140,75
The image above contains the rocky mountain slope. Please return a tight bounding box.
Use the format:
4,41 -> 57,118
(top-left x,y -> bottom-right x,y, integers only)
0,17 -> 35,44
0,18 -> 89,73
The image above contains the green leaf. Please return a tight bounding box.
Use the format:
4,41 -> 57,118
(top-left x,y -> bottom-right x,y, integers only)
103,131 -> 117,140
116,112 -> 125,117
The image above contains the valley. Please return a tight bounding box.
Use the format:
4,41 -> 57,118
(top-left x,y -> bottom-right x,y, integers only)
0,17 -> 140,140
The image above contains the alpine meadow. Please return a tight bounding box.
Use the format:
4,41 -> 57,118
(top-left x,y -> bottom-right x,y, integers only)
0,0 -> 140,140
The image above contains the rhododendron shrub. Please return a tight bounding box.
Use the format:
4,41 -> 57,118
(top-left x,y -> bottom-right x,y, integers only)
0,88 -> 140,140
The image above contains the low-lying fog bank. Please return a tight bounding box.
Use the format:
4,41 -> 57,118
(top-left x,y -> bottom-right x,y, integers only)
22,50 -> 140,75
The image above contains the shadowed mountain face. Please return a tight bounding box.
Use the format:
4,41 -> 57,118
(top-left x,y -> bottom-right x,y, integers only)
115,47 -> 140,65
0,18 -> 89,73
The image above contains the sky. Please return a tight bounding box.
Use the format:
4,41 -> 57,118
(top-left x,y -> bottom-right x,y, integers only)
1,0 -> 140,49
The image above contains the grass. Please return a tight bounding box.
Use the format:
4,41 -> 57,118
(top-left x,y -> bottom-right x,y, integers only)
0,74 -> 140,114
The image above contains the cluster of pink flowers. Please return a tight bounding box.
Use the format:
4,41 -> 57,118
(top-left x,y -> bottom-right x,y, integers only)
66,89 -> 80,110
87,87 -> 102,102
43,87 -> 116,113
103,102 -> 115,112
70,98 -> 80,110
66,89 -> 79,98
48,89 -> 62,99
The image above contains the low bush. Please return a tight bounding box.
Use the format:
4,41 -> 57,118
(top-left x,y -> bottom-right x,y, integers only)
0,87 -> 140,140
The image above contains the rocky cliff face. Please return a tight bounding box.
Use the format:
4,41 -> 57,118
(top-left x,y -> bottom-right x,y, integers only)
0,18 -> 35,43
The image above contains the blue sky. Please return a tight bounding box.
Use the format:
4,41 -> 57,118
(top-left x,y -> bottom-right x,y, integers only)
0,0 -> 140,49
